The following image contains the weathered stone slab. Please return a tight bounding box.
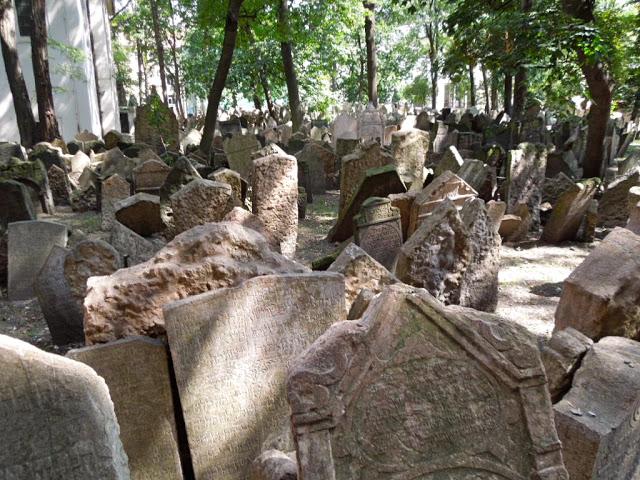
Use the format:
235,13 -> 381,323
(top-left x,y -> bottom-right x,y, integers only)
434,145 -> 464,177
85,222 -> 307,344
68,337 -> 183,480
0,157 -> 55,214
332,112 -> 358,149
169,178 -> 233,237
328,242 -> 397,314
339,141 -> 393,214
329,164 -> 406,242
48,164 -> 72,206
164,273 -> 344,480
251,153 -> 298,258
0,334 -> 130,479
287,285 -> 568,480
354,197 -> 403,270
296,142 -> 337,195
457,158 -> 489,193
224,133 -> 261,180
8,220 -> 68,300
391,129 -> 429,187
0,179 -> 36,230
135,94 -> 180,153
209,167 -> 245,206
597,166 -> 640,228
408,170 -> 477,236
555,227 -> 640,340
541,328 -> 593,403
357,104 -> 385,143
542,179 -> 599,243
506,143 -> 548,230
554,336 -> 640,480
250,450 -> 297,480
133,159 -> 171,194
101,174 -> 131,231
115,193 -> 164,237
110,221 -> 165,266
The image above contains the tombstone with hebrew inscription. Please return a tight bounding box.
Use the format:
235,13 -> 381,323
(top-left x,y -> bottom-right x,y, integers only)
163,272 -> 345,480
358,104 -> 385,144
287,285 -> 569,480
355,197 -> 403,270
68,337 -> 183,480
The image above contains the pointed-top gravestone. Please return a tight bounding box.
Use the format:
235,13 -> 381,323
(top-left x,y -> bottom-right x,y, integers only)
287,285 -> 568,480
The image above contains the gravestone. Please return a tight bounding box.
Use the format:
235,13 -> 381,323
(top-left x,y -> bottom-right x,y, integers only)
0,335 -> 130,479
133,159 -> 171,194
223,133 -> 261,180
115,193 -> 164,237
339,141 -> 394,213
296,142 -> 337,194
111,221 -> 165,266
409,171 -> 477,236
542,179 -> 599,243
332,112 -> 358,149
597,166 -> 640,228
457,159 -> 490,194
0,179 -> 36,230
457,131 -> 482,151
208,168 -> 244,206
170,178 -> 234,236
8,220 -> 67,300
34,246 -> 84,345
252,153 -> 298,258
554,336 -> 640,480
68,337 -> 183,480
163,272 -> 344,480
357,104 -> 385,143
506,143 -> 548,230
432,121 -> 449,154
0,157 -> 55,214
47,164 -> 72,206
287,285 -> 568,480
390,129 -> 430,186
329,164 -> 406,242
101,174 -> 131,231
555,227 -> 640,340
135,94 -> 180,152
354,197 -> 403,270
434,145 -> 464,177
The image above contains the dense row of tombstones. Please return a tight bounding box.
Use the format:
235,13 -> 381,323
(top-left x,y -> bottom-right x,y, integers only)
0,97 -> 640,479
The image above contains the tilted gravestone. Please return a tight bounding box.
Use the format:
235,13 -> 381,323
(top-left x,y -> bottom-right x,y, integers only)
101,174 -> 131,231
0,179 -> 36,230
0,334 -> 130,479
506,143 -> 548,231
163,273 -> 345,480
391,128 -> 430,187
223,133 -> 261,180
251,153 -> 298,258
287,285 -> 569,480
354,197 -> 403,270
8,220 -> 67,300
134,94 -> 180,153
68,337 -> 183,480
133,159 -> 171,194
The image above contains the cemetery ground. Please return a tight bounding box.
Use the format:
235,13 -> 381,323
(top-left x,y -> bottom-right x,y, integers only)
0,190 -> 597,353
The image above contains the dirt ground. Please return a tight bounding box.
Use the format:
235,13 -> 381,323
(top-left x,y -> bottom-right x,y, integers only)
0,191 -> 597,353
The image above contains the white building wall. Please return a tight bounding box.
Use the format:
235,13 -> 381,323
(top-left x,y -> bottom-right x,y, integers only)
0,0 -> 119,143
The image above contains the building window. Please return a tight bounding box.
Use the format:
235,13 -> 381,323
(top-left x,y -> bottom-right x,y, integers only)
15,0 -> 33,37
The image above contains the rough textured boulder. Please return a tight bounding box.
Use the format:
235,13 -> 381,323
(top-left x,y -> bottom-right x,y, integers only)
598,167 -> 640,228
0,179 -> 36,230
115,193 -> 165,237
327,243 -> 398,313
554,336 -> 640,480
390,128 -> 430,186
223,207 -> 280,251
542,178 -> 599,244
0,335 -> 130,478
84,222 -> 308,344
555,227 -> 640,340
169,178 -> 234,237
541,328 -> 594,403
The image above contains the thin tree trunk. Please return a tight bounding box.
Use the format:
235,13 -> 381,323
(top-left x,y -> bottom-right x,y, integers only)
363,1 -> 378,107
149,0 -> 168,104
259,67 -> 276,120
252,92 -> 261,110
85,0 -> 103,136
278,0 -> 303,132
481,64 -> 490,113
468,63 -> 476,107
504,73 -> 513,116
0,0 -> 37,147
490,71 -> 499,111
200,0 -> 244,157
168,0 -> 184,121
513,0 -> 533,120
137,40 -> 144,102
356,31 -> 366,101
31,0 -> 60,141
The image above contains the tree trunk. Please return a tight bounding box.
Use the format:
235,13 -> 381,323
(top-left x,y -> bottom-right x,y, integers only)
356,31 -> 366,101
632,90 -> 640,121
137,40 -> 144,102
149,0 -> 168,104
259,67 -> 277,120
504,73 -> 513,115
168,0 -> 185,121
468,63 -> 476,107
278,0 -> 303,131
481,65 -> 490,113
31,0 -> 60,141
200,0 -> 244,157
363,2 -> 378,107
0,0 -> 37,147
490,71 -> 499,111
252,92 -> 262,110
512,0 -> 533,120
